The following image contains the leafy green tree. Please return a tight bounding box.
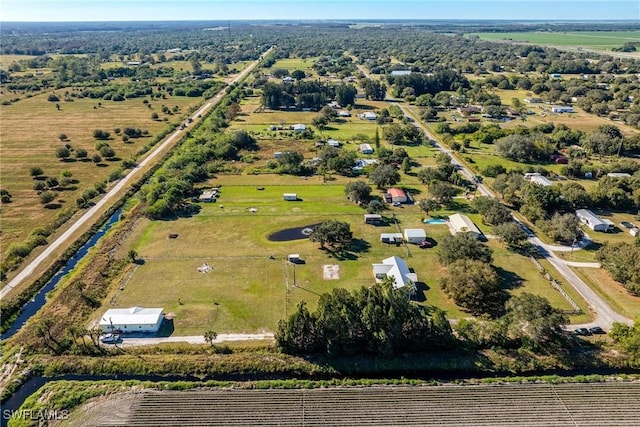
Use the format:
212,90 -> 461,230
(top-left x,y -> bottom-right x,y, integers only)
596,242 -> 640,295
428,182 -> 457,205
502,293 -> 568,351
538,213 -> 582,244
335,83 -> 357,107
609,319 -> 640,363
440,259 -> 505,317
99,145 -> 116,159
55,146 -> 71,160
29,166 -> 44,178
368,164 -> 400,189
291,69 -> 306,80
383,123 -> 405,144
493,222 -> 528,249
309,220 -> 353,250
276,281 -> 454,356
418,198 -> 441,216
204,330 -> 218,346
344,181 -> 372,204
39,191 -> 57,205
366,200 -> 385,214
93,129 -> 111,140
438,233 -> 493,266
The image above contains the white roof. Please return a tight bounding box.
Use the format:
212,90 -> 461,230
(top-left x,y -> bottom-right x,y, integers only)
530,175 -> 552,186
359,143 -> 373,151
372,256 -> 417,289
380,233 -> 403,240
100,307 -> 164,326
576,209 -> 605,226
607,172 -> 631,178
404,229 -> 426,238
390,70 -> 411,76
449,213 -> 481,235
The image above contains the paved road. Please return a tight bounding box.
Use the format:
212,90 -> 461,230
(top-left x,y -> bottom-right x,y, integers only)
397,103 -> 631,329
115,333 -> 274,347
0,47 -> 273,301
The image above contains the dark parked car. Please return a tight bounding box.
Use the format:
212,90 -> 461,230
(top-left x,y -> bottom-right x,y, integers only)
620,221 -> 635,229
589,326 -> 606,334
418,240 -> 433,248
574,327 -> 592,336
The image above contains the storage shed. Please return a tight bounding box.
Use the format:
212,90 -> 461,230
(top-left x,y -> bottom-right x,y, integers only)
364,214 -> 382,224
99,307 -> 164,333
380,233 -> 403,244
404,228 -> 427,244
283,193 -> 298,201
387,188 -> 407,204
359,143 -> 374,154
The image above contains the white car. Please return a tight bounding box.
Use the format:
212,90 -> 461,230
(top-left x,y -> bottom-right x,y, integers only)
100,333 -> 120,344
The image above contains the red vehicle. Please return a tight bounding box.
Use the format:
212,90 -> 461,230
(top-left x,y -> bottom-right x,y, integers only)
418,240 -> 432,248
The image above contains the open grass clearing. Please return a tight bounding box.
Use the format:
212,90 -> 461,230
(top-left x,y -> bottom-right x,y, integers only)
105,172 -> 588,335
470,31 -> 640,51
0,89 -> 202,249
572,267 -> 640,319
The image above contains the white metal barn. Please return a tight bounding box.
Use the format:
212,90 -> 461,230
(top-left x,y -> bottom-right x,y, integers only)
576,209 -> 614,232
448,213 -> 482,239
99,307 -> 164,333
404,228 -> 427,244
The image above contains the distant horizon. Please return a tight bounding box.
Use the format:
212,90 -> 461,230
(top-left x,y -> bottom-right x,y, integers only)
1,1 -> 638,23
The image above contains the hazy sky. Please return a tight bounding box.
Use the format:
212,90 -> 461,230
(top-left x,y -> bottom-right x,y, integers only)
1,0 -> 638,22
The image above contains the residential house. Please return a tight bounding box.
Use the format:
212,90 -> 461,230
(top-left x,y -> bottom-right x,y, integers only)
372,256 -> 418,290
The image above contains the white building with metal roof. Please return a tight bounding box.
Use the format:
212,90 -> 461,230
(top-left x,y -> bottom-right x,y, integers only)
372,256 -> 417,289
99,307 -> 164,333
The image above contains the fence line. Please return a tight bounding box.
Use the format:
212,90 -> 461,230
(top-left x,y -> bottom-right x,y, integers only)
529,255 -> 582,314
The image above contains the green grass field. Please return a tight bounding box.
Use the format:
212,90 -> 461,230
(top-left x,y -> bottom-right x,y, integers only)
470,31 -> 640,51
0,89 -> 202,250
108,173 -> 591,335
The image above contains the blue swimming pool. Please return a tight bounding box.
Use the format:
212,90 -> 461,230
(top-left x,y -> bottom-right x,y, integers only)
424,219 -> 447,224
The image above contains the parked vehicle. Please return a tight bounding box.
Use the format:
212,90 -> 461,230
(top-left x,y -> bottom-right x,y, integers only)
620,221 -> 635,229
418,240 -> 432,248
100,333 -> 121,344
589,326 -> 606,335
574,327 -> 592,336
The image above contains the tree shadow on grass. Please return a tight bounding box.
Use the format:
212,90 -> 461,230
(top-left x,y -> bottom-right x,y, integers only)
323,239 -> 371,261
494,266 -> 525,291
411,281 -> 429,303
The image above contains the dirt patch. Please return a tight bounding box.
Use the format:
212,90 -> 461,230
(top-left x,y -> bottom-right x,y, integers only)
323,265 -> 340,280
64,393 -> 142,427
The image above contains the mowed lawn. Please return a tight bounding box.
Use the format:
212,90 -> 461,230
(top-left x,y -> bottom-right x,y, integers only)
0,91 -> 202,248
111,175 -> 590,335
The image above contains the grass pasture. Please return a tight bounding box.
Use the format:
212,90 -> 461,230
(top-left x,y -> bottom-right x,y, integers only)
470,31 -> 640,52
0,90 -> 203,250
110,173 -> 590,335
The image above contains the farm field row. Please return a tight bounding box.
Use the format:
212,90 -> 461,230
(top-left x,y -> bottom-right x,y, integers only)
67,381 -> 640,426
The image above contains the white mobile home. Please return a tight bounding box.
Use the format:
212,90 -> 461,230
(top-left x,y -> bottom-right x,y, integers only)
551,106 -> 574,113
99,307 -> 164,333
364,214 -> 382,224
448,213 -> 482,239
576,209 -> 614,232
404,228 -> 427,244
380,233 -> 403,244
359,143 -> 374,154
